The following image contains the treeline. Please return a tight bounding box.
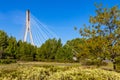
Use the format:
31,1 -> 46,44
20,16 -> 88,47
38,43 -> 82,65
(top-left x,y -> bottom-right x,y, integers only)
0,30 -> 74,63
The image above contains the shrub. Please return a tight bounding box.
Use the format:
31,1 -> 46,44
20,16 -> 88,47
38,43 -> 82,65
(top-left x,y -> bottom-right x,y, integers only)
0,66 -> 120,80
0,59 -> 16,64
81,59 -> 108,66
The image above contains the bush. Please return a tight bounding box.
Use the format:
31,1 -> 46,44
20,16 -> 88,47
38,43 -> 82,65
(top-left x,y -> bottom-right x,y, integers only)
0,59 -> 16,64
81,59 -> 108,66
115,56 -> 120,65
114,56 -> 120,71
0,66 -> 120,80
0,50 -> 4,58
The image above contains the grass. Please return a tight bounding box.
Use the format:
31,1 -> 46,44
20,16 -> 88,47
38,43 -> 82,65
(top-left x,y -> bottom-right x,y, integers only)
0,61 -> 81,71
0,61 -> 115,72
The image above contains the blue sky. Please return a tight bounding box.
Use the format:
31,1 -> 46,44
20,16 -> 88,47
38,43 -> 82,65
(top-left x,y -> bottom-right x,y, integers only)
0,0 -> 120,44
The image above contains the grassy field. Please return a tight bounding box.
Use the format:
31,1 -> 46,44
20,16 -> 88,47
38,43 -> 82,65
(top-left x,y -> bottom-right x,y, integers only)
0,61 -> 113,71
0,61 -> 119,80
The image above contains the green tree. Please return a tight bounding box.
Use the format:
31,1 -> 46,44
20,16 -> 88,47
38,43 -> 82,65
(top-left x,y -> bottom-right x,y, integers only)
0,30 -> 8,51
16,40 -> 36,61
66,38 -> 85,58
79,5 -> 120,70
36,38 -> 62,61
5,36 -> 17,59
55,45 -> 73,62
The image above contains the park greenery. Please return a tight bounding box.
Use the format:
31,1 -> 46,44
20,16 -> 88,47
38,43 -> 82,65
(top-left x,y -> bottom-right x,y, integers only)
0,65 -> 120,80
1,4 -> 120,73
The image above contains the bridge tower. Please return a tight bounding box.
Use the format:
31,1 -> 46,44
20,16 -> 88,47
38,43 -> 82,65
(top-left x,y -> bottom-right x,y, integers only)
23,10 -> 34,45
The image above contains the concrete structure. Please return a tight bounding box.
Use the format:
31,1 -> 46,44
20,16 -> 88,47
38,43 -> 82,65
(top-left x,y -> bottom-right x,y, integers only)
23,10 -> 34,45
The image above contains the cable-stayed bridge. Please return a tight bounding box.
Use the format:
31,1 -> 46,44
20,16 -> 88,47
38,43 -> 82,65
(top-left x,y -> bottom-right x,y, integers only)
23,10 -> 58,46
23,10 -> 78,58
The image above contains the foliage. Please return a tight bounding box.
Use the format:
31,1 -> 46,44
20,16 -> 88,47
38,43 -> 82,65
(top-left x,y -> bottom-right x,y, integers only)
0,30 -> 8,51
5,36 -> 17,59
79,5 -> 120,70
55,45 -> 73,62
81,59 -> 108,66
36,38 -> 62,61
16,41 -> 37,61
0,59 -> 16,64
0,66 -> 120,80
0,30 -> 75,63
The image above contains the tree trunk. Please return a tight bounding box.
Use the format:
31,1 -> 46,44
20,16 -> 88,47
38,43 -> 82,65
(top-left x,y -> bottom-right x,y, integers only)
113,62 -> 116,70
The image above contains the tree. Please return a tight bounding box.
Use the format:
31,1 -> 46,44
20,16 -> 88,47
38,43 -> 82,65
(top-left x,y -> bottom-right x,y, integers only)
66,38 -> 85,60
79,5 -> 120,70
0,30 -> 8,51
16,40 -> 37,61
55,45 -> 73,62
36,38 -> 62,61
5,36 -> 17,59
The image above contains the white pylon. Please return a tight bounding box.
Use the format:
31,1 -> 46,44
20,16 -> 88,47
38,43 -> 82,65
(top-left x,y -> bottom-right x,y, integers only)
23,10 -> 34,45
